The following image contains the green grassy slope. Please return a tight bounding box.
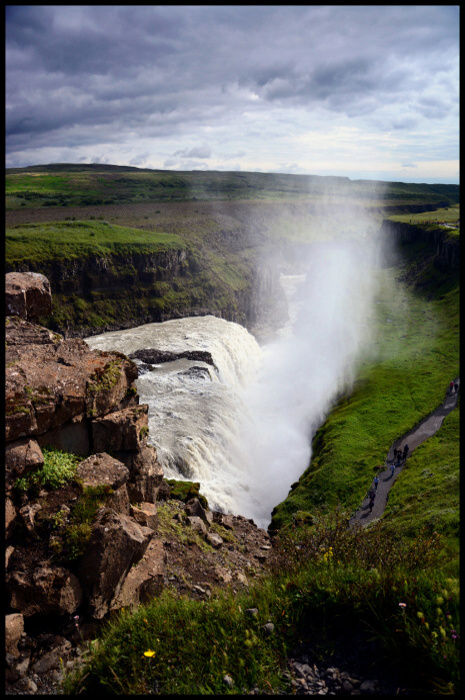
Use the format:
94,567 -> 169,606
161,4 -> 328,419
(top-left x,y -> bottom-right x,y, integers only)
269,239 -> 459,574
5,218 -> 258,333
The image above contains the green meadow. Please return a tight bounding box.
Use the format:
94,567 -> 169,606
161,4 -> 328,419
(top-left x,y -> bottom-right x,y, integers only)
5,220 -> 183,267
270,242 -> 459,562
5,163 -> 460,209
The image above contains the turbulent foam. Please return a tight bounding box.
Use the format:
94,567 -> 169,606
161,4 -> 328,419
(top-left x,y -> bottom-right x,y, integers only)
85,315 -> 265,517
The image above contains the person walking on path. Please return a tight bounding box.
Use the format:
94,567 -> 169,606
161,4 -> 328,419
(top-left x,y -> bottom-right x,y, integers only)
349,378 -> 460,529
403,444 -> 409,462
368,495 -> 375,513
373,476 -> 379,491
454,382 -> 459,394
450,380 -> 455,395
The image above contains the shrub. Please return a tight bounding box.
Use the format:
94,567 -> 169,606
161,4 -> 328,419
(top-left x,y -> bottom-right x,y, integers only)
14,446 -> 80,495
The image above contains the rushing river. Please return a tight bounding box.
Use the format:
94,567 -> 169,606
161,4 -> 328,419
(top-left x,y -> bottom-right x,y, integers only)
85,239 -> 380,529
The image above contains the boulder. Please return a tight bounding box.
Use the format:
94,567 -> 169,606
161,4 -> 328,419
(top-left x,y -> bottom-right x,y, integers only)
7,565 -> 82,618
205,531 -> 223,549
5,438 -> 44,494
5,613 -> 24,658
78,508 -> 153,619
185,497 -> 213,525
213,512 -> 236,530
186,515 -> 207,535
129,348 -> 216,368
125,446 -> 164,503
130,502 -> 158,530
76,453 -> 130,491
111,537 -> 166,611
105,484 -> 131,516
92,404 -> 149,453
5,272 -> 52,322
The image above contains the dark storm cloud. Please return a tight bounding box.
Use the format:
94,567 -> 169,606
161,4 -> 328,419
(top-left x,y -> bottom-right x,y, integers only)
5,5 -> 459,180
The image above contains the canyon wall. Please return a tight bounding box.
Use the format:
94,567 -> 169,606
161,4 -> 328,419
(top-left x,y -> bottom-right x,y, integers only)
6,247 -> 284,338
381,220 -> 460,270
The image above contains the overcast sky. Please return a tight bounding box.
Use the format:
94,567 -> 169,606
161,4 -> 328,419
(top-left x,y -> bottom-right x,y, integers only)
5,5 -> 460,184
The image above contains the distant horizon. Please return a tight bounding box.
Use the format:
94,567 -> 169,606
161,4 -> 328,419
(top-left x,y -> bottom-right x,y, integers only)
6,8 -> 458,187
4,161 -> 460,188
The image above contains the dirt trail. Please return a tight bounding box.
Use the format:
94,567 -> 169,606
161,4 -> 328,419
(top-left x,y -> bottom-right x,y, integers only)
349,378 -> 459,527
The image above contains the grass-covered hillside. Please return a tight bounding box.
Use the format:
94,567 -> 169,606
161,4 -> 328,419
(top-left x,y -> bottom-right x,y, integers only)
5,217 -> 259,334
5,163 -> 460,210
270,233 -> 460,573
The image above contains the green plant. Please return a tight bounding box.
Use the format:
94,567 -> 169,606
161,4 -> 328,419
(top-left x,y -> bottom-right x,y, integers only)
139,425 -> 149,440
166,479 -> 209,509
57,484 -> 114,562
14,446 -> 80,494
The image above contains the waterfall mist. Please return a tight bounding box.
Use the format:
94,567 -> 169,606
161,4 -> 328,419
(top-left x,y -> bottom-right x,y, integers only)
233,203 -> 386,527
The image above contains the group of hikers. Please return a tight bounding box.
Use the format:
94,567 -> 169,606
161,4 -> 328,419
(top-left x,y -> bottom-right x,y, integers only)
366,443 -> 409,513
362,379 -> 459,518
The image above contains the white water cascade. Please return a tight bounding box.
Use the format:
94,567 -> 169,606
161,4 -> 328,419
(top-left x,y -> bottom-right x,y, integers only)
85,237 -> 380,529
85,315 -> 267,520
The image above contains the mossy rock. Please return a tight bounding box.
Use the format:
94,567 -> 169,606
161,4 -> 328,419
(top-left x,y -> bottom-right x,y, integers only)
165,479 -> 209,510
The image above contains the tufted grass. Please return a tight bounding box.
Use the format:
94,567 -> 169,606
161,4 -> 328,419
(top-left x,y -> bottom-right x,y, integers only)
62,508 -> 459,695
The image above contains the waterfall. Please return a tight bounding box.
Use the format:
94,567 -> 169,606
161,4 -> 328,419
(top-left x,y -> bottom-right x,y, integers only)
85,315 -> 266,520
85,235 -> 381,530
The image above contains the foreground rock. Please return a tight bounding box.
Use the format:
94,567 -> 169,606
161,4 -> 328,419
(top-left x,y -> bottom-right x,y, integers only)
5,272 -> 52,322
78,508 -> 154,619
5,272 -> 169,693
5,319 -> 139,450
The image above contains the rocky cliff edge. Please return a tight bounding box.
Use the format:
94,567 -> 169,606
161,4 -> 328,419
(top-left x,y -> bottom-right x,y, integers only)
5,272 -> 272,695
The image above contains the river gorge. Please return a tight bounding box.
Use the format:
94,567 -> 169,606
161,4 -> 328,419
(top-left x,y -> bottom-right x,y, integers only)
85,236 -> 381,529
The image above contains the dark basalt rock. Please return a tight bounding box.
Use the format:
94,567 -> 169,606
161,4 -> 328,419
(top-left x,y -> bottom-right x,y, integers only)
129,348 -> 216,368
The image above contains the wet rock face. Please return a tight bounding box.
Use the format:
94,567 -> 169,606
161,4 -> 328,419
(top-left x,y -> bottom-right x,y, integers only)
5,272 -> 52,322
